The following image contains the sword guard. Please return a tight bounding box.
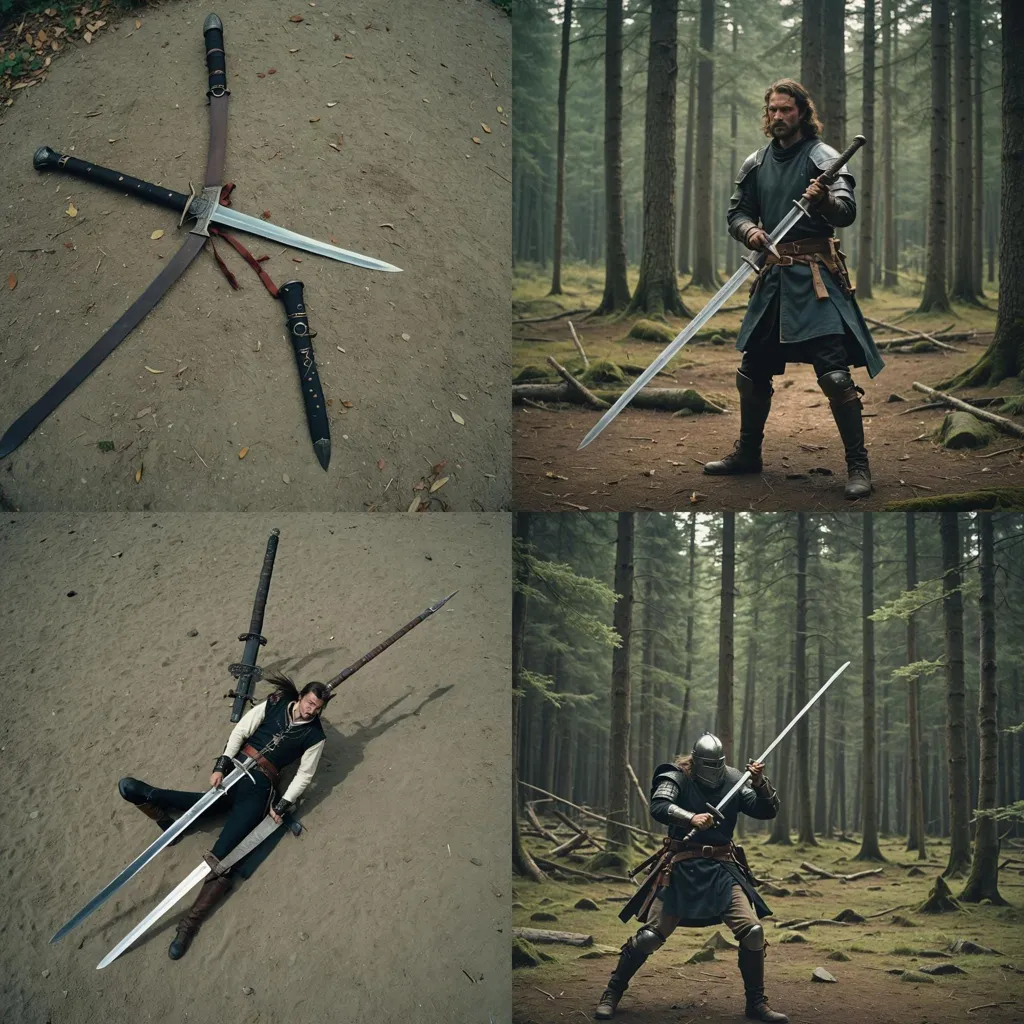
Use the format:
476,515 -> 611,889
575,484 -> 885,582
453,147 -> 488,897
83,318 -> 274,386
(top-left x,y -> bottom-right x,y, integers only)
178,181 -> 198,230
230,754 -> 258,786
706,801 -> 726,825
229,661 -> 265,680
740,253 -> 763,277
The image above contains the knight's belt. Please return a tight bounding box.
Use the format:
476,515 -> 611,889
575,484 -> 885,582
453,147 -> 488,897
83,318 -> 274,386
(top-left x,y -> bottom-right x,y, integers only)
758,234 -> 853,299
241,743 -> 280,784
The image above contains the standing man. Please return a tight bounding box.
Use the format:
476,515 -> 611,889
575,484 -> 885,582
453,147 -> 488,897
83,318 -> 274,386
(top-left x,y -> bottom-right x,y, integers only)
595,733 -> 787,1023
118,676 -> 329,960
704,79 -> 883,499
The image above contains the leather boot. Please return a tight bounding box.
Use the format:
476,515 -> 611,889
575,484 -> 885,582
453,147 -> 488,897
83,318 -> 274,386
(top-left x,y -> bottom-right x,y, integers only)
595,929 -> 661,1019
118,777 -> 179,837
738,947 -> 789,1023
817,370 -> 872,499
703,371 -> 772,475
168,874 -> 231,960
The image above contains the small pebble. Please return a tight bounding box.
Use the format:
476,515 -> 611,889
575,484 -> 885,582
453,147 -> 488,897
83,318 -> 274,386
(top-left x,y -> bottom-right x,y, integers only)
299,932 -> 309,941
30,811 -> 39,820
401,332 -> 410,341
242,986 -> 254,995
470,857 -> 482,866
282,474 -> 290,484
812,967 -> 837,983
187,629 -> 199,637
41,969 -> 50,978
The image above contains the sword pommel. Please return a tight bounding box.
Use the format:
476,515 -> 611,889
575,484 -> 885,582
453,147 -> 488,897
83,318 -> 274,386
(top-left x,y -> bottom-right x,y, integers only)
33,146 -> 61,171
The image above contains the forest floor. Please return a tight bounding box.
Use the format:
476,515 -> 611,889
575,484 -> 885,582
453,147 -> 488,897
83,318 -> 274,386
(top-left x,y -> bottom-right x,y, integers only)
512,267 -> 1024,512
513,832 -> 1024,1024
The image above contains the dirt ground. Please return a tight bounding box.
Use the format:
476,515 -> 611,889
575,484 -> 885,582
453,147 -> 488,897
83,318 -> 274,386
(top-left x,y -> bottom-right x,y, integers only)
512,835 -> 1024,1024
0,0 -> 511,512
513,327 -> 1024,512
0,513 -> 511,1024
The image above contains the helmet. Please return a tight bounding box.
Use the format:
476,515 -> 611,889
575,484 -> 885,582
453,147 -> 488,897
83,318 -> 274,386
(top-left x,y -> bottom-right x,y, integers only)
692,732 -> 726,788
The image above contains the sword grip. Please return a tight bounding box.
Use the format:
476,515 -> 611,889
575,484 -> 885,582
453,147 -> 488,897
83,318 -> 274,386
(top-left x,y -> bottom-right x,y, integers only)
278,281 -> 331,465
818,135 -> 867,184
203,14 -> 229,99
33,147 -> 192,214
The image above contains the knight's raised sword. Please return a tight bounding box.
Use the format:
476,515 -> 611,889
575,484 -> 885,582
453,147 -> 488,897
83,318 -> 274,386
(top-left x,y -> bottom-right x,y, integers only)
578,135 -> 866,451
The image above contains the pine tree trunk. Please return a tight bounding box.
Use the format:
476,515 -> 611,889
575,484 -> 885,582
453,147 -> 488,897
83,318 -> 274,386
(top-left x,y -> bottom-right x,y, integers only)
768,669 -> 793,844
905,512 -> 928,858
594,0 -> 631,314
951,0 -> 978,302
821,0 -> 848,147
639,574 -> 656,814
919,0 -> 953,312
857,0 -> 876,297
795,513 -> 817,845
549,0 -> 573,295
678,49 -> 697,276
941,511 -> 972,876
676,513 -> 697,754
738,625 -> 758,839
628,0 -> 693,317
960,513 -> 1007,901
690,0 -> 720,288
512,513 -> 545,882
716,512 -> 736,758
972,0 -> 985,297
801,0 -> 825,115
727,16 -> 739,273
815,639 -> 828,834
882,0 -> 898,285
857,513 -> 884,860
607,513 -> 635,848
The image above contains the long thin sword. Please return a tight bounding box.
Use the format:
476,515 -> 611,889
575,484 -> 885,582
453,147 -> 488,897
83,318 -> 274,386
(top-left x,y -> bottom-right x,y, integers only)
97,811 -> 301,969
683,659 -> 851,840
577,135 -> 866,450
32,146 -> 402,274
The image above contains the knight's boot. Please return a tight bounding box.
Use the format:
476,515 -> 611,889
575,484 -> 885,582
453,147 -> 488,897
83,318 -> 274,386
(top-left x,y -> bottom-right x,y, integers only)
738,945 -> 789,1023
118,777 -> 178,838
168,874 -> 231,960
703,371 -> 773,475
595,925 -> 665,1019
818,369 -> 872,499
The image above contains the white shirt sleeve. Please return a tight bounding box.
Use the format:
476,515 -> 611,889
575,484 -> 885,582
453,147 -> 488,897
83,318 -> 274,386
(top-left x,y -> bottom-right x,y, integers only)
280,738 -> 326,803
222,700 -> 267,758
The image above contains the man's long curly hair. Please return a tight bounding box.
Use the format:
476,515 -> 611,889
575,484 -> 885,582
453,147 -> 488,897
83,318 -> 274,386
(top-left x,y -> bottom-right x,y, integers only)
672,753 -> 694,776
761,79 -> 824,139
266,672 -> 331,709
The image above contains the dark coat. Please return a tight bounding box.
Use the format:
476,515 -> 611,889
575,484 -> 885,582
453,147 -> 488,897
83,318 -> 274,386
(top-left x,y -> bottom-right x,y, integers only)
727,135 -> 884,378
648,762 -> 778,926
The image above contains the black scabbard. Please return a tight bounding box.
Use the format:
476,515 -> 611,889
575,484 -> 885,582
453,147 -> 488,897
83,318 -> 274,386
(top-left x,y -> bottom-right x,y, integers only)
278,280 -> 331,471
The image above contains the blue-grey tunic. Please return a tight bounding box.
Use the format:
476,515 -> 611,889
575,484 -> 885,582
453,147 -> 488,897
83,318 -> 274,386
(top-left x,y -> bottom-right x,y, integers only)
727,135 -> 885,379
649,763 -> 778,927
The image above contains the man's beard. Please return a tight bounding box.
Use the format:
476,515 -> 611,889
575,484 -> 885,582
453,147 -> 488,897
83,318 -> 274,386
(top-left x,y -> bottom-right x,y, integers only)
773,121 -> 800,140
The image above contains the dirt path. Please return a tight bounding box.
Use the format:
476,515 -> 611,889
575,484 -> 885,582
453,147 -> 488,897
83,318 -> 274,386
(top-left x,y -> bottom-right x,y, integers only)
0,512 -> 510,1024
513,332 -> 1024,511
0,0 -> 510,511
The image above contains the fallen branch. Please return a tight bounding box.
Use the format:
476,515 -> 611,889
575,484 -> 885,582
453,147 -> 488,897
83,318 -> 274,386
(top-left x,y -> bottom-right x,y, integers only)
865,316 -> 962,352
552,808 -> 606,850
513,927 -> 593,947
874,337 -> 964,353
627,762 -> 649,810
533,857 -> 632,884
513,307 -> 590,325
967,1003 -> 1018,1015
568,321 -> 589,369
513,383 -> 726,414
786,919 -> 851,931
547,832 -> 588,858
866,903 -> 911,919
799,861 -> 884,882
519,780 -> 658,839
911,383 -> 1024,439
525,802 -> 559,844
546,356 -> 609,410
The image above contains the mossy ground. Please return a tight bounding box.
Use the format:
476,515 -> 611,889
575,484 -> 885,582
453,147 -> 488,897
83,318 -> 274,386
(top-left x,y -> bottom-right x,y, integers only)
513,827 -> 1024,1022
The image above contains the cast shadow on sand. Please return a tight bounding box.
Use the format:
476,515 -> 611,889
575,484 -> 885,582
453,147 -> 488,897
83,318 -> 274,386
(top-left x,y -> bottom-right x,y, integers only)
80,683 -> 454,960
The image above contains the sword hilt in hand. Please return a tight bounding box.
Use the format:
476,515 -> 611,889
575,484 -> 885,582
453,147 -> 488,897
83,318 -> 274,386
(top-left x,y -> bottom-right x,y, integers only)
203,14 -> 229,100
817,134 -> 867,185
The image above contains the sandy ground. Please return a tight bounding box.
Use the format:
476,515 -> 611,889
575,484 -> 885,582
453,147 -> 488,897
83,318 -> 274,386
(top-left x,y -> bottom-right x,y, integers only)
0,513 -> 511,1023
0,0 -> 511,511
512,332 -> 1024,511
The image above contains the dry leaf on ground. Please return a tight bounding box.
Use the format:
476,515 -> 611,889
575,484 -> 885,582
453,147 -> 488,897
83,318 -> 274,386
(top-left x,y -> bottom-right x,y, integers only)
150,229 -> 164,240
429,477 -> 449,493
451,411 -> 465,425
7,273 -> 16,290
66,202 -> 77,217
239,447 -> 249,459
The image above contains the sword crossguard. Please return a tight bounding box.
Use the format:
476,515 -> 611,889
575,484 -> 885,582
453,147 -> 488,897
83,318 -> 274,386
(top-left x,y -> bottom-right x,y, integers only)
229,754 -> 258,786
705,801 -> 726,825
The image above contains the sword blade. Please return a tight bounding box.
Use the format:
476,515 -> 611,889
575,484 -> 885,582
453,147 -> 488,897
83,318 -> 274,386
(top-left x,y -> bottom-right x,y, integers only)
96,863 -> 211,970
210,205 -> 402,273
714,660 -> 851,814
49,765 -> 247,944
576,199 -> 812,451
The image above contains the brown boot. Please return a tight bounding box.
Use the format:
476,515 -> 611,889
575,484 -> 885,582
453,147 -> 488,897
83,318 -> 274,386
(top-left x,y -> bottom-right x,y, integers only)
703,371 -> 772,475
738,946 -> 788,1023
595,927 -> 663,1018
818,370 -> 872,499
168,874 -> 231,960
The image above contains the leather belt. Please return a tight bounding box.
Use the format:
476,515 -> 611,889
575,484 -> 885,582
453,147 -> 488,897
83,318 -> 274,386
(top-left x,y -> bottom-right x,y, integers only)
241,743 -> 280,784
